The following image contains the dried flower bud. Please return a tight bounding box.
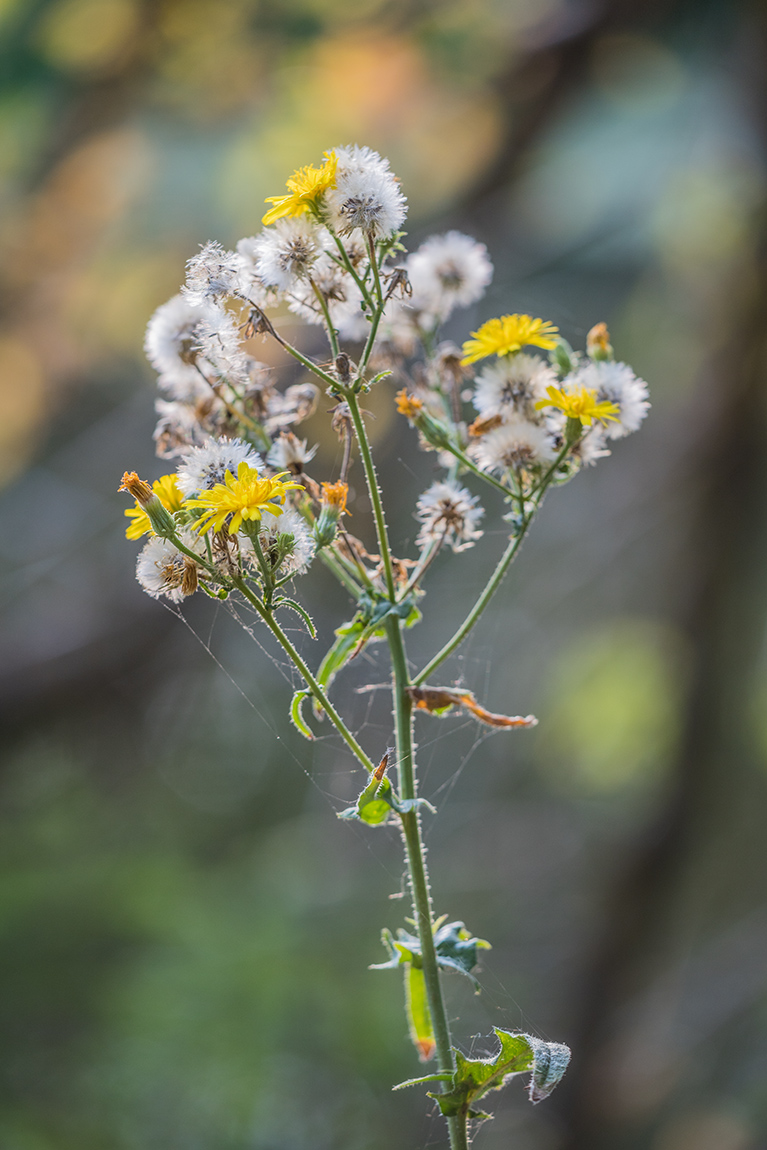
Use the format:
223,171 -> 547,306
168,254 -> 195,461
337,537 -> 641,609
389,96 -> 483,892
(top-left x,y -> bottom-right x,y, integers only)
119,471 -> 178,539
314,481 -> 349,548
468,413 -> 503,438
395,389 -> 424,420
587,322 -> 613,361
335,352 -> 352,384
119,472 -> 154,504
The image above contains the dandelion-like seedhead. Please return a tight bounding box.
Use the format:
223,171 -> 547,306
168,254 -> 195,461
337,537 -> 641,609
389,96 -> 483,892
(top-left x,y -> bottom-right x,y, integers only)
120,144 -> 650,1144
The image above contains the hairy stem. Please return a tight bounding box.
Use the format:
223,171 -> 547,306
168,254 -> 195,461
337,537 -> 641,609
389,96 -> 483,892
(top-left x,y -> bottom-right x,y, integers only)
413,517 -> 533,686
387,617 -> 468,1150
327,227 -> 377,313
345,390 -> 396,600
309,277 -> 340,359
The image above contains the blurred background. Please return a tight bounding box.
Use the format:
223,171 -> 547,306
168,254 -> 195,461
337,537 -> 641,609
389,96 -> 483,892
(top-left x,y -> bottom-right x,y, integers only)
2,0 -> 767,1148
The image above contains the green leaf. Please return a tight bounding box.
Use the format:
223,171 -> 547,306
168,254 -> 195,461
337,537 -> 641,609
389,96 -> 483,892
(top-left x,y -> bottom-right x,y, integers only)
405,964 -> 435,1062
369,927 -> 415,969
290,690 -> 314,740
357,799 -> 391,825
337,774 -> 396,826
428,1030 -> 571,1118
390,796 -> 436,816
313,614 -> 384,717
392,1073 -> 453,1091
550,337 -> 578,378
275,597 -> 316,638
369,920 -> 489,986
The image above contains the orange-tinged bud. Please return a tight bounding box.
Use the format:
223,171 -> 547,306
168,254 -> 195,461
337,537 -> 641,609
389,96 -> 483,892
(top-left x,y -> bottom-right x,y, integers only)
320,480 -> 348,512
587,322 -> 612,359
395,389 -> 423,420
119,471 -> 154,505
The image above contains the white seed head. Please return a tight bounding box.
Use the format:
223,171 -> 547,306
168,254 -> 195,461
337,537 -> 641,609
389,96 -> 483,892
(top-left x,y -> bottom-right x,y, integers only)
568,360 -> 650,440
473,353 -> 556,422
136,533 -> 202,602
267,433 -> 318,473
182,241 -> 247,305
415,480 -> 484,553
407,231 -> 493,324
470,417 -> 557,474
248,506 -> 316,576
176,436 -> 264,496
325,145 -> 407,238
251,217 -> 322,291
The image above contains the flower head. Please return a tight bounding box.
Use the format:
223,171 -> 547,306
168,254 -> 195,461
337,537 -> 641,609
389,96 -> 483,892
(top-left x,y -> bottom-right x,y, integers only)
176,437 -> 264,497
461,315 -> 559,365
182,241 -> 245,305
267,432 -> 318,475
473,353 -> 557,422
565,361 -> 649,439
395,389 -> 424,420
136,533 -> 202,602
251,217 -> 322,291
263,152 -> 338,226
123,473 -> 184,540
324,145 -> 406,238
406,231 -> 492,324
470,418 -> 557,474
246,506 -> 316,577
185,462 -> 303,535
534,385 -> 619,427
313,481 -> 349,548
415,480 -> 484,553
320,480 -> 348,512
587,322 -> 612,360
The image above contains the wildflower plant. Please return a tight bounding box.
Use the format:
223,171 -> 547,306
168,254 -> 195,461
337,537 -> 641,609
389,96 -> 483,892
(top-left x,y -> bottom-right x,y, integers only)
120,145 -> 649,1148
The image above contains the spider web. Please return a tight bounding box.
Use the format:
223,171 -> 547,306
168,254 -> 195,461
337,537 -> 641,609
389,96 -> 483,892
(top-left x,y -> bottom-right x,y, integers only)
160,582 -> 554,1116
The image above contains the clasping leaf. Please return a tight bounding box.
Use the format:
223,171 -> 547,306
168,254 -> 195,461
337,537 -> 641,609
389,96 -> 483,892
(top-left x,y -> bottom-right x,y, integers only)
425,1029 -> 571,1118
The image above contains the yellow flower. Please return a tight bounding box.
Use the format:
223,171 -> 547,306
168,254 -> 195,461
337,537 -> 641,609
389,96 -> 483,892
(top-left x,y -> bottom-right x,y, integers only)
461,314 -> 559,365
124,473 -> 184,540
262,152 -> 338,226
534,385 -> 619,426
185,462 -> 303,535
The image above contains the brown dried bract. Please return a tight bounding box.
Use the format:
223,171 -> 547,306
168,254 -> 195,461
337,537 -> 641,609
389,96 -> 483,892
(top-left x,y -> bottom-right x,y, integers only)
407,686 -> 537,730
468,413 -> 503,438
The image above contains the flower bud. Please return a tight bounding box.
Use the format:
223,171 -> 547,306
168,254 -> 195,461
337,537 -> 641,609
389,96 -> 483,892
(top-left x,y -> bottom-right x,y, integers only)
313,481 -> 348,548
395,389 -> 453,452
587,322 -> 613,361
119,471 -> 177,539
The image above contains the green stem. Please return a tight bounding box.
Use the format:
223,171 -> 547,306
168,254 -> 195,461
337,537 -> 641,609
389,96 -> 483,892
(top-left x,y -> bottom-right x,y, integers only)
412,441 -> 575,687
309,277 -> 340,359
256,317 -> 339,390
345,390 -> 396,600
386,618 -> 468,1150
231,576 -> 375,774
328,227 -> 377,313
412,517 -> 533,687
355,234 -> 386,378
444,442 -> 511,499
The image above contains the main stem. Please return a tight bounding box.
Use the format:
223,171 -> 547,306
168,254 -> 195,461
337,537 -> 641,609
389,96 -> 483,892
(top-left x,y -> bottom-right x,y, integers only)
387,618 -> 468,1150
339,270 -> 468,1147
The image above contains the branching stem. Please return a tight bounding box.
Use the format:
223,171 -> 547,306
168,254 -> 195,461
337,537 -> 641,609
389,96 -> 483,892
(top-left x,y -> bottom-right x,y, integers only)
231,576 -> 375,774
